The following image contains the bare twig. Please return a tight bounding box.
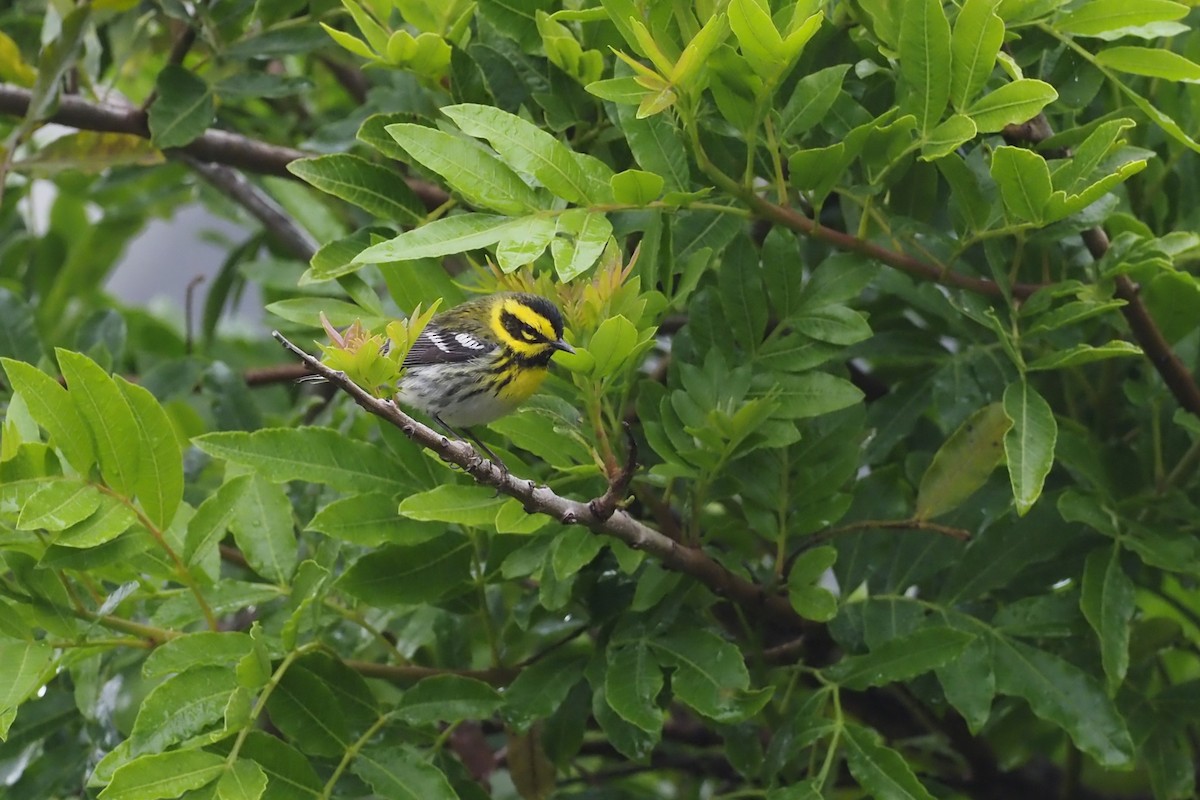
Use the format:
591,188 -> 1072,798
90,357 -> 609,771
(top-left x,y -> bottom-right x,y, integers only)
589,421 -> 637,522
176,153 -> 319,261
243,362 -> 315,386
272,331 -> 808,633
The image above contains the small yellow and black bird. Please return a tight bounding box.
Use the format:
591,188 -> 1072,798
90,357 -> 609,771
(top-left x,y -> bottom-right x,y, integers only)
392,292 -> 574,461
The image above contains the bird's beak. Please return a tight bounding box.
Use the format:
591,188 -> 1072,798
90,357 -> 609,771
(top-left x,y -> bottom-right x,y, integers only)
552,338 -> 576,354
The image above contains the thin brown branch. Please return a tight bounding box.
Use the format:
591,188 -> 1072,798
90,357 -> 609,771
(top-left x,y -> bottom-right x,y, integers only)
140,25 -> 199,112
318,55 -> 369,105
588,421 -> 637,522
273,331 -> 808,634
0,83 -> 449,209
696,156 -> 1044,300
176,153 -> 319,261
1013,115 -> 1200,420
1086,229 -> 1200,418
243,362 -> 315,386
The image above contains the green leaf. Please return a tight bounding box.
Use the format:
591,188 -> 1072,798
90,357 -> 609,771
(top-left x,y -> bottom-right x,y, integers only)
778,64 -> 851,140
396,675 -> 503,725
147,65 -> 214,148
503,651 -> 588,732
54,495 -> 138,548
264,665 -> 350,756
386,123 -> 546,214
649,628 -> 757,722
238,732 -> 323,800
1003,380 -> 1056,515
920,114 -> 977,161
797,253 -> 882,309
842,724 -> 936,800
288,154 -> 424,225
991,635 -> 1133,767
338,533 -> 473,605
354,213 -> 523,264
950,0 -> 1004,110
586,75 -> 645,103
755,372 -> 864,419
1,357 -> 94,473
916,402 -> 1011,519
495,216 -> 558,272
1057,0 -> 1189,38
610,169 -> 664,205
552,527 -> 605,579
1095,46 -> 1200,83
193,428 -> 413,493
935,635 -> 995,733
230,474 -> 296,584
142,632 -> 255,679
788,143 -> 850,206
1026,341 -> 1143,371
1080,545 -> 1135,695
719,236 -> 768,352
185,474 -> 252,569
587,314 -> 640,378
129,666 -> 240,755
899,0 -> 953,134
551,209 -> 613,281
353,747 -> 458,800
790,305 -> 872,345
787,546 -> 839,622
826,627 -> 974,690
605,644 -> 664,733
16,480 -> 103,531
968,79 -> 1058,133
613,95 -> 690,191
309,492 -> 438,546
216,760 -> 267,800
57,350 -> 142,496
443,103 -> 613,204
115,377 -> 183,532
398,483 -> 506,525
0,289 -> 42,363
990,146 -> 1052,223
728,0 -> 785,80
0,640 -> 54,739
99,750 -> 225,800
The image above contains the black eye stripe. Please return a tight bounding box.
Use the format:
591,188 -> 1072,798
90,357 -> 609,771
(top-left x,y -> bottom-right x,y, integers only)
502,311 -> 545,344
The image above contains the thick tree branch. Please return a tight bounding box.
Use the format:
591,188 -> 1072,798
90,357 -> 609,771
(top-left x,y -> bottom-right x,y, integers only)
272,331 -> 808,634
0,83 -> 449,209
694,154 -> 1044,299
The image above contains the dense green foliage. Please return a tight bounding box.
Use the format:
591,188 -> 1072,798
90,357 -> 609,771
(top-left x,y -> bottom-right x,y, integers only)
3,0 -> 1200,798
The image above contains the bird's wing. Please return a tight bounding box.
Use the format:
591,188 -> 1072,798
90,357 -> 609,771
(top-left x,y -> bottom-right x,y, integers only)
401,325 -> 497,367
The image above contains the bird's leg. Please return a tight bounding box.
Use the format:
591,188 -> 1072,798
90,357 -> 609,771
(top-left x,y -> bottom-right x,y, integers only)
432,414 -> 508,481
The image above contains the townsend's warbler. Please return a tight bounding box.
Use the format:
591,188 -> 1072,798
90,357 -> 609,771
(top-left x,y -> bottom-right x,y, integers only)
393,292 -> 574,456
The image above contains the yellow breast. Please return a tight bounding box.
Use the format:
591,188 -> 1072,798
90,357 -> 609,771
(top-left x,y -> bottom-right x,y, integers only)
496,365 -> 548,404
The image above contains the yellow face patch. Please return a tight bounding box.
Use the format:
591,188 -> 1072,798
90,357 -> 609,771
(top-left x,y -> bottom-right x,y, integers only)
490,297 -> 559,356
